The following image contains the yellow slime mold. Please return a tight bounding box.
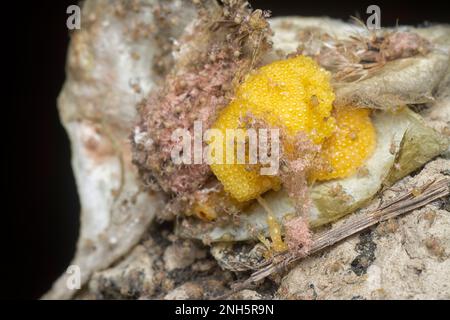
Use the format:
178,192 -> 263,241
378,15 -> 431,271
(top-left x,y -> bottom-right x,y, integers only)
210,56 -> 376,202
211,56 -> 335,202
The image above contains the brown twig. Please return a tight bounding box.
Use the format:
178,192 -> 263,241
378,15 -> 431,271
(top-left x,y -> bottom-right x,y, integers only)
215,177 -> 449,299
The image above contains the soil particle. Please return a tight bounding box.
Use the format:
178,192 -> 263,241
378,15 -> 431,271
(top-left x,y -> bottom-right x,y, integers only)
164,282 -> 204,300
351,230 -> 377,276
163,240 -> 207,271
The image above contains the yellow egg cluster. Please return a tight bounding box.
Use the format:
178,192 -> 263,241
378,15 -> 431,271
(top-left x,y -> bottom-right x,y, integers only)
209,155 -> 280,203
237,58 -> 336,141
310,107 -> 376,181
211,56 -> 335,202
210,55 -> 376,202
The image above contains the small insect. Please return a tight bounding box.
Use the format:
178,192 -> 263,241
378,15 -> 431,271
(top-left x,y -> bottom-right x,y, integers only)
257,196 -> 288,253
389,140 -> 397,155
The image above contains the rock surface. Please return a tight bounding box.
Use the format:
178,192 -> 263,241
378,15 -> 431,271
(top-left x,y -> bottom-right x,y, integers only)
277,160 -> 450,300
163,241 -> 207,272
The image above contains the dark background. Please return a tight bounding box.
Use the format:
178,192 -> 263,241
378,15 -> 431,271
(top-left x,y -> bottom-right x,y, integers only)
8,0 -> 449,300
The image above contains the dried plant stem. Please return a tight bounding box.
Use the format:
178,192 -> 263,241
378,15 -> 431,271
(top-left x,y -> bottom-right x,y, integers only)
217,177 -> 449,299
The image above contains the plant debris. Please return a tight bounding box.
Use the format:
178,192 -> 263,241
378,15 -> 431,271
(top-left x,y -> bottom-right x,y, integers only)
217,177 -> 450,299
297,27 -> 432,82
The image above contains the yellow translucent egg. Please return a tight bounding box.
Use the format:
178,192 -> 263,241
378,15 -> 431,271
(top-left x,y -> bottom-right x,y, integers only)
311,107 -> 376,181
236,55 -> 336,142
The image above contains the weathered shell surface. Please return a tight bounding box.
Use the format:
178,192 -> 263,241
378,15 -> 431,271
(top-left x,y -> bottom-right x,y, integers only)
45,0 -> 196,299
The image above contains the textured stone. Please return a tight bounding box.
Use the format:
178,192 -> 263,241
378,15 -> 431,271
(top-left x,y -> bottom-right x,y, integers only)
164,282 -> 204,300
90,246 -> 157,299
277,160 -> 450,300
163,241 -> 207,272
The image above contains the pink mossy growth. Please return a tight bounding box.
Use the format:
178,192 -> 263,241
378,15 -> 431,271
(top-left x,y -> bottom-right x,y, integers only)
278,133 -> 323,253
132,0 -> 273,199
280,132 -> 322,214
138,57 -> 236,195
241,116 -> 318,251
284,216 -> 312,253
381,32 -> 431,60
